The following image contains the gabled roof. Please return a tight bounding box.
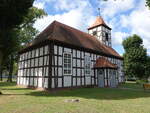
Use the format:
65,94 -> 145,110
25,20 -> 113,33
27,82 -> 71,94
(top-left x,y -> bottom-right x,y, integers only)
22,21 -> 122,59
88,16 -> 111,30
94,57 -> 117,69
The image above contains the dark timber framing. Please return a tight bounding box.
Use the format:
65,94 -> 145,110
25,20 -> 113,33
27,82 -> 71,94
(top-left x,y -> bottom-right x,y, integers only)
17,39 -> 123,89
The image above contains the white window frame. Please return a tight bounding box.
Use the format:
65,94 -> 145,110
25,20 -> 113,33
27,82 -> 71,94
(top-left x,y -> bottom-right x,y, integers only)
84,55 -> 91,75
63,52 -> 72,75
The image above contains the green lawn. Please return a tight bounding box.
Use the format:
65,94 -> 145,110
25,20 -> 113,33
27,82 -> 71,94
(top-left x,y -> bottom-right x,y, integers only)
0,82 -> 150,113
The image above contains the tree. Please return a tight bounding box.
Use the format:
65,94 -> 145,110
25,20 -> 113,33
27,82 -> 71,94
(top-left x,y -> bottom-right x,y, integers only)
146,0 -> 150,8
123,34 -> 147,79
145,56 -> 150,79
0,0 -> 34,81
6,7 -> 47,82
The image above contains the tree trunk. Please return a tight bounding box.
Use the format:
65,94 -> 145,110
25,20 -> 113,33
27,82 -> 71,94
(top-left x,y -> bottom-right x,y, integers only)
0,52 -> 3,81
7,55 -> 14,82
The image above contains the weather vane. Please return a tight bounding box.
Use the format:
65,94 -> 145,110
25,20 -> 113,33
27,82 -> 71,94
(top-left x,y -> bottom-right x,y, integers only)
98,8 -> 101,17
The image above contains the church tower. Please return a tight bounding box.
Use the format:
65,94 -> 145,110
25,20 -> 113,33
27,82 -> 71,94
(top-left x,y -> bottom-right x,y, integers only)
88,16 -> 112,47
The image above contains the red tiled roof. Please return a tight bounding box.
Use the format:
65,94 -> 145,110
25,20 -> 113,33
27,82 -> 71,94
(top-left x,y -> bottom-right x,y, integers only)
23,21 -> 122,59
88,16 -> 111,30
94,57 -> 117,69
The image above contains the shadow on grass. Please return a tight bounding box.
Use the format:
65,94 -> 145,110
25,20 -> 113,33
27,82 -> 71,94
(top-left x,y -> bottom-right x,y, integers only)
25,87 -> 150,100
0,82 -> 16,87
1,81 -> 150,100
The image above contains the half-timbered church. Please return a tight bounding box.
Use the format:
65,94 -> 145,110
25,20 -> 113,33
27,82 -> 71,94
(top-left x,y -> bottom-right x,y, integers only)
17,16 -> 124,89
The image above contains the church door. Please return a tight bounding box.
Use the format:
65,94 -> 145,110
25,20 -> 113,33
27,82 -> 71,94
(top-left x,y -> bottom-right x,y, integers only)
110,70 -> 116,87
97,69 -> 104,87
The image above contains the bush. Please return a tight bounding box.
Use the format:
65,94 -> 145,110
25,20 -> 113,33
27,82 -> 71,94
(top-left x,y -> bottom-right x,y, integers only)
136,79 -> 148,84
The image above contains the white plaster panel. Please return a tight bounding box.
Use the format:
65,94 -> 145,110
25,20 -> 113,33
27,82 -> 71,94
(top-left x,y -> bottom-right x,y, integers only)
39,68 -> 43,76
59,46 -> 63,55
73,59 -> 76,67
64,47 -> 71,52
82,69 -> 84,76
35,58 -> 38,66
31,59 -> 34,67
77,50 -> 80,58
77,78 -> 80,86
82,60 -> 84,67
17,77 -> 20,84
39,57 -> 43,66
44,78 -> 48,88
23,77 -> 26,85
26,69 -> 29,76
73,50 -> 76,57
45,67 -> 48,76
73,78 -> 76,86
58,57 -> 62,66
38,78 -> 42,87
85,77 -> 91,85
26,78 -> 29,86
58,78 -> 62,87
82,52 -> 84,58
35,68 -> 38,76
54,45 -> 57,54
32,50 -> 35,58
85,52 -> 90,56
58,68 -> 62,76
36,49 -> 39,57
77,69 -> 80,76
55,56 -> 57,65
40,47 -> 43,56
73,68 -> 76,76
20,77 -> 23,85
30,78 -> 33,86
52,78 -> 55,88
82,78 -> 84,85
24,69 -> 26,76
45,46 -> 48,54
29,51 -> 31,59
31,69 -> 33,76
77,59 -> 80,67
34,78 -> 37,87
92,78 -> 94,85
52,67 -> 54,76
64,76 -> 71,87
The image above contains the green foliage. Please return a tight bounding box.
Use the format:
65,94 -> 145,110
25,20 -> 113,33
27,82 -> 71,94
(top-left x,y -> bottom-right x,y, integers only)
0,0 -> 34,30
136,79 -> 148,85
145,56 -> 150,78
123,34 -> 147,79
146,0 -> 150,8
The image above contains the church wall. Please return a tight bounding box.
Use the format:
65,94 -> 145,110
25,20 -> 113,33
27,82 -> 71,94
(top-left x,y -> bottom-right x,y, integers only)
17,43 -> 124,89
17,45 -> 50,88
50,44 -> 123,88
51,44 -> 100,88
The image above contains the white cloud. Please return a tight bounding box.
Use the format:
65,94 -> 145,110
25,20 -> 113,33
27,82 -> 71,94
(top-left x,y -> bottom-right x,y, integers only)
34,0 -> 95,32
120,0 -> 150,53
33,0 -> 150,55
112,32 -> 129,45
33,1 -> 45,9
100,0 -> 135,18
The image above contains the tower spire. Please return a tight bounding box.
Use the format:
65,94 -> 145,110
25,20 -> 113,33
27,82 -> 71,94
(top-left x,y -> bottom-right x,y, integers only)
98,8 -> 101,17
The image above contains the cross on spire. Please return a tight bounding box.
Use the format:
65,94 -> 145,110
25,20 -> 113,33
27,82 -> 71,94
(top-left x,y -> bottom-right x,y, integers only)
98,8 -> 101,17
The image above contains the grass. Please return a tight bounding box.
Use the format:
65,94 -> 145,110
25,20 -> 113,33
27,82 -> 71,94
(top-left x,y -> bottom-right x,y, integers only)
0,81 -> 150,113
119,81 -> 143,90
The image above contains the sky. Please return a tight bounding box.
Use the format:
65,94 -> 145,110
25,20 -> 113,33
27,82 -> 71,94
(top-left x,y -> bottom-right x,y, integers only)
33,0 -> 150,55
